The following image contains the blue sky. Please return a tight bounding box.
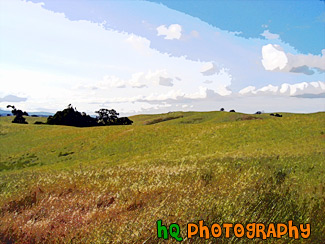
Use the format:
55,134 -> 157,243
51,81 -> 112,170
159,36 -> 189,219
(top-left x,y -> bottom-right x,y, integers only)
148,0 -> 325,55
0,0 -> 324,114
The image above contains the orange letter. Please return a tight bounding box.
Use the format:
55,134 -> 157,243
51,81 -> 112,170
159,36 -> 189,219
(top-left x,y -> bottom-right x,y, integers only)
234,224 -> 244,238
187,223 -> 198,238
211,224 -> 222,238
288,220 -> 299,239
277,223 -> 287,238
266,223 -> 276,238
300,224 -> 310,239
246,223 -> 256,239
199,220 -> 210,239
256,223 -> 266,239
223,223 -> 233,238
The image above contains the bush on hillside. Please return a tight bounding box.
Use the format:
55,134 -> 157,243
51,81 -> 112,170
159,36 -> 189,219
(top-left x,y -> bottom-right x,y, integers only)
270,113 -> 283,117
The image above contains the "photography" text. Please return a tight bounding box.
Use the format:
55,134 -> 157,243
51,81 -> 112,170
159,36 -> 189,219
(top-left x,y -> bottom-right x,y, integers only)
156,220 -> 310,241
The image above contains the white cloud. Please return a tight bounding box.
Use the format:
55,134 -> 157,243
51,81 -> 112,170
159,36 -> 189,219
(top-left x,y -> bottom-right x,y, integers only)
200,62 -> 219,76
285,52 -> 325,73
239,86 -> 255,95
129,72 -> 148,88
239,81 -> 325,96
260,30 -> 280,40
125,34 -> 152,56
184,86 -> 209,99
108,85 -> 232,104
75,75 -> 127,90
100,75 -> 127,88
128,70 -> 174,87
262,44 -> 325,74
204,80 -> 213,84
159,77 -> 173,86
144,70 -> 173,86
262,44 -> 288,70
157,24 -> 182,40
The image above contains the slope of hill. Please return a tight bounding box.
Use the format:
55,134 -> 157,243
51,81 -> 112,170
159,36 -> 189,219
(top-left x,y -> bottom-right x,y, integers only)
0,111 -> 324,243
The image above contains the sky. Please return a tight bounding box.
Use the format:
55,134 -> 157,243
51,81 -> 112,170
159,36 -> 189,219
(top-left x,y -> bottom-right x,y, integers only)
0,0 -> 324,115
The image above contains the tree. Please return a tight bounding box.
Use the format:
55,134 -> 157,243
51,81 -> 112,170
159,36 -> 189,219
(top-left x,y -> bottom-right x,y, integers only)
95,108 -> 133,125
7,105 -> 28,124
95,109 -> 119,125
220,108 -> 225,111
116,117 -> 133,125
47,105 -> 97,127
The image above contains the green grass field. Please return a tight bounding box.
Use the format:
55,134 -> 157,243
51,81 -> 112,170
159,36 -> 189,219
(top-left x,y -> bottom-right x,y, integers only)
0,111 -> 324,243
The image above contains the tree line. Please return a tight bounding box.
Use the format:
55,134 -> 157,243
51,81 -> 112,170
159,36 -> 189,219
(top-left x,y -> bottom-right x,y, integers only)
6,104 -> 133,127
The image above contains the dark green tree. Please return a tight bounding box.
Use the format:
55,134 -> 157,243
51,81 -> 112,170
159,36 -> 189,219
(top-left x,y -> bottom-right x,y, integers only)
95,109 -> 119,125
47,104 -> 97,127
95,108 -> 132,125
7,105 -> 28,124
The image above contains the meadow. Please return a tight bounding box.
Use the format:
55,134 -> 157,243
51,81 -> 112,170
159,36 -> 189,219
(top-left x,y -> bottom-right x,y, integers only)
0,111 -> 324,243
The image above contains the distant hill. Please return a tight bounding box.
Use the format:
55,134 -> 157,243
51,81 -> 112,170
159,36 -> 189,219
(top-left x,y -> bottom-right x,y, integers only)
0,109 -> 54,117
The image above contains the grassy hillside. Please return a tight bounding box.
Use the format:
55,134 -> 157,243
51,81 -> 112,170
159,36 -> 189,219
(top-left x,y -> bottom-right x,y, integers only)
0,111 -> 324,243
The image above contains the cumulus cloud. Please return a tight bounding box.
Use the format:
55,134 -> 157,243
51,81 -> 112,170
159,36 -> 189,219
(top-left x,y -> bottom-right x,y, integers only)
290,65 -> 315,75
159,77 -> 173,86
83,70 -> 175,89
128,70 -> 174,87
262,44 -> 325,75
200,62 -> 219,76
145,70 -> 174,86
238,86 -> 256,95
125,34 -> 152,56
286,52 -> 325,73
204,80 -> 213,84
106,86 -> 233,106
129,72 -> 148,88
101,75 -> 127,88
260,30 -> 280,40
157,24 -> 182,40
239,81 -> 325,96
262,44 -> 288,70
76,75 -> 127,90
82,80 -> 324,114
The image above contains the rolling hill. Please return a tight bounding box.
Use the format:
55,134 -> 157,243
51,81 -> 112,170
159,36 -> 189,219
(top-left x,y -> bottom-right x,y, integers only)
0,111 -> 324,243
